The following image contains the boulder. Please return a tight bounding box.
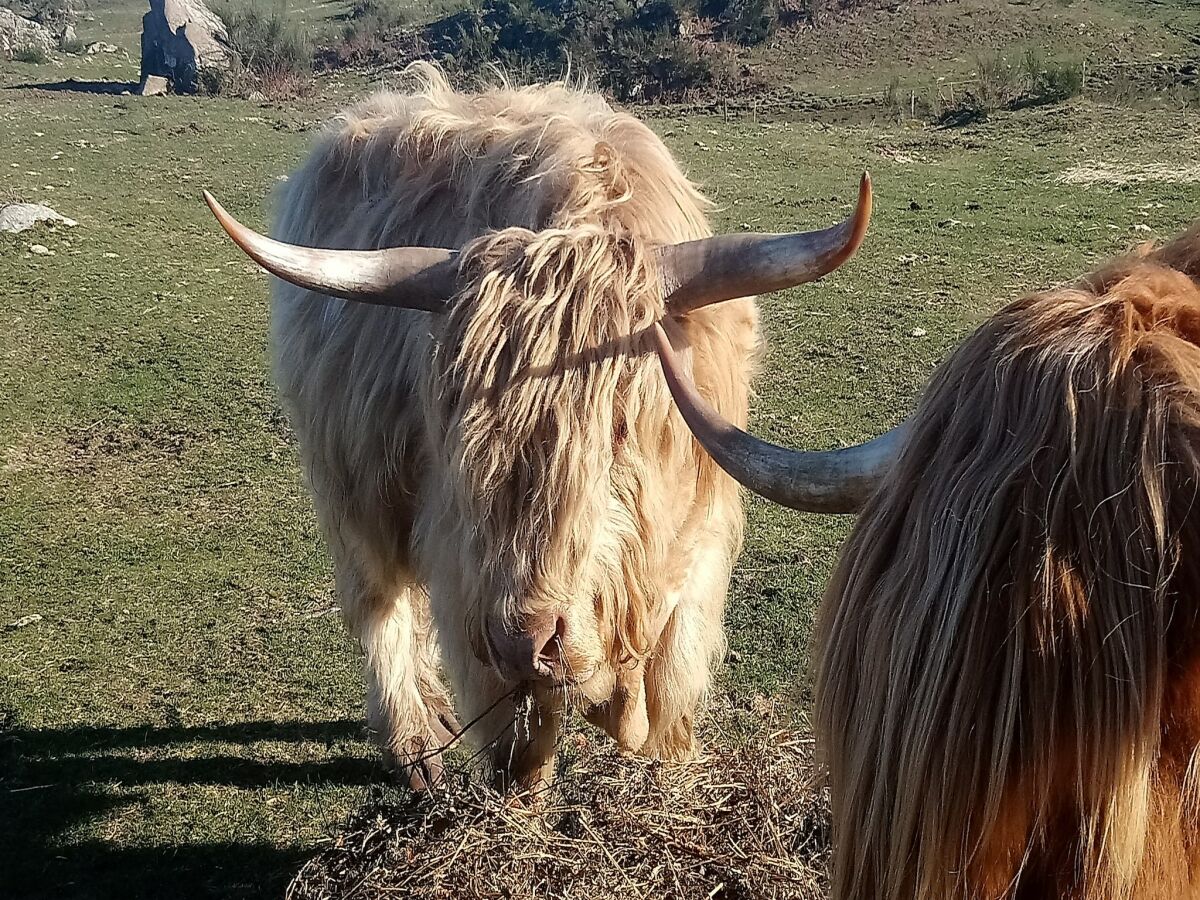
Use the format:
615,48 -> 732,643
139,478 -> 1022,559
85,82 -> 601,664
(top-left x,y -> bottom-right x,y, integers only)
0,9 -> 56,57
139,0 -> 230,94
135,73 -> 169,95
0,203 -> 79,234
85,40 -> 119,54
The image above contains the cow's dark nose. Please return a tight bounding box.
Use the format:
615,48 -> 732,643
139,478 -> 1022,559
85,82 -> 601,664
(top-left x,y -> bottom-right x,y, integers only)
487,613 -> 567,680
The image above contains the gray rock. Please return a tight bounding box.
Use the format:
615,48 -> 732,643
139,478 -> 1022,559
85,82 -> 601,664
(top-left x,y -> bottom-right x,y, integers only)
86,40 -> 118,54
0,9 -> 56,57
0,203 -> 79,234
139,0 -> 229,94
135,73 -> 169,96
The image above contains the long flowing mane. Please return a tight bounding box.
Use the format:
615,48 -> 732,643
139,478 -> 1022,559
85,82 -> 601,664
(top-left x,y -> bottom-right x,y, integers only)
817,227 -> 1200,899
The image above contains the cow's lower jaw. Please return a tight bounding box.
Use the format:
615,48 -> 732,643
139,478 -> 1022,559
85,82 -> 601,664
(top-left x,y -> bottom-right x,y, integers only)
525,664 -> 612,712
486,689 -> 562,793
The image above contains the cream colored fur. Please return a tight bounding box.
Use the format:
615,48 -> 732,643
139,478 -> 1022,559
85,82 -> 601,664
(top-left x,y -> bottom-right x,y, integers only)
269,64 -> 758,787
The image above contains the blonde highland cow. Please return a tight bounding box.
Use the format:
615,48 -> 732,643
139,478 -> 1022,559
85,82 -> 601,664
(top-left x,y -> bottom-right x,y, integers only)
205,65 -> 875,791
665,226 -> 1200,897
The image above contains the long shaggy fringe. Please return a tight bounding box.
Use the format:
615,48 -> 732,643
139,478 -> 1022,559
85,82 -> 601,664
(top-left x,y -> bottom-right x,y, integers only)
268,63 -> 758,773
818,226 -> 1200,899
433,223 -> 685,666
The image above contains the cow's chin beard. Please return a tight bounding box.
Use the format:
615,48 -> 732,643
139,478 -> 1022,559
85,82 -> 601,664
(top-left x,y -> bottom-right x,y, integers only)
529,661 -> 617,711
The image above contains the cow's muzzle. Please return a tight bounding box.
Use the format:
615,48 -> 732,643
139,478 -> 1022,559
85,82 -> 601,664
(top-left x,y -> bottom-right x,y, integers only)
486,611 -> 575,683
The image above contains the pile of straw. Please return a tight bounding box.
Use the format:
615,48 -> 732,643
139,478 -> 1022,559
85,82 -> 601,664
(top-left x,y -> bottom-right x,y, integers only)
289,707 -> 830,900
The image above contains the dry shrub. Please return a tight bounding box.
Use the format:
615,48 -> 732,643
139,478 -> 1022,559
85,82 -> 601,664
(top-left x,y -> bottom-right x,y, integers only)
205,0 -> 313,98
316,0 -> 409,69
288,706 -> 831,900
253,62 -> 313,99
11,46 -> 51,63
424,0 -> 718,103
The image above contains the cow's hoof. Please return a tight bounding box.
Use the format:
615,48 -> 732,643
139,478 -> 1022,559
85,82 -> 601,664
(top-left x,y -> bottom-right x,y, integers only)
383,740 -> 445,792
405,753 -> 445,792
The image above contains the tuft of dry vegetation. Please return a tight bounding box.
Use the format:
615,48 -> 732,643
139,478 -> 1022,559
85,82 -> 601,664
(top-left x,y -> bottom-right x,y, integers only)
205,0 -> 313,99
288,710 -> 831,900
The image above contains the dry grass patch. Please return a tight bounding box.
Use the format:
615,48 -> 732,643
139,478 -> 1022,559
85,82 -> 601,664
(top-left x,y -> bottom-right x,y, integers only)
3,421 -> 203,477
288,708 -> 831,900
1057,162 -> 1200,186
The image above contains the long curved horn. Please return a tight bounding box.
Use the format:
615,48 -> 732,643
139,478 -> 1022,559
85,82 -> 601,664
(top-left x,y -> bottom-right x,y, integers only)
652,322 -> 905,513
658,173 -> 872,316
202,191 -> 457,312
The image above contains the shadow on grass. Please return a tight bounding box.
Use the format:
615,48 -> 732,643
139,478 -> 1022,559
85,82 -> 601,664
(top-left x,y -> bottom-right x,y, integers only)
6,79 -> 141,94
0,717 -> 374,900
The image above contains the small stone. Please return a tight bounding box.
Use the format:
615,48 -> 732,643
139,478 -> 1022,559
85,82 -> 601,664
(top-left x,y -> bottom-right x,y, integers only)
5,613 -> 42,630
29,244 -> 54,255
911,327 -> 928,337
0,203 -> 78,233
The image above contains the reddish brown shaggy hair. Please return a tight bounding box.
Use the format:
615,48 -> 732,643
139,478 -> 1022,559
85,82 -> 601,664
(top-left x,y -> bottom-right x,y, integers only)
817,225 -> 1200,899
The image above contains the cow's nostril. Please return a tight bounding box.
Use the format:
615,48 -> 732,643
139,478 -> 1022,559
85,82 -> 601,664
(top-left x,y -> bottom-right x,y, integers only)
535,616 -> 568,669
488,613 -> 569,680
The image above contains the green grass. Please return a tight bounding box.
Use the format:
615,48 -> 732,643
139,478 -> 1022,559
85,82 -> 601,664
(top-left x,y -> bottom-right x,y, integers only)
739,0 -> 1200,101
3,0 -> 1200,897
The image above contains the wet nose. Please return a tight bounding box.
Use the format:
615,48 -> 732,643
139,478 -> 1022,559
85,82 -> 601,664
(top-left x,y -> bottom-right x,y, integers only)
487,612 -> 567,680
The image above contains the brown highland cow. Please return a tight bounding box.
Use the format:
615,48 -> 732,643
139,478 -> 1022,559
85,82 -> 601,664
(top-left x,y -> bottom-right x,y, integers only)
206,64 -> 875,791
663,225 -> 1200,897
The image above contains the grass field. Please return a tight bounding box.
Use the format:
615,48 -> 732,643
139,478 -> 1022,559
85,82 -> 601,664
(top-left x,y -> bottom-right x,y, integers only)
3,0 -> 1200,896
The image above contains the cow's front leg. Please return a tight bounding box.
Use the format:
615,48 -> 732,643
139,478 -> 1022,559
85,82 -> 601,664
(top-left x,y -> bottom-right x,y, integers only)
339,565 -> 456,790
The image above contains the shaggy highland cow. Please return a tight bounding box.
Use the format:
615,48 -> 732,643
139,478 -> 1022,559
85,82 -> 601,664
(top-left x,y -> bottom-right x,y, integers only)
660,226 -> 1200,897
205,65 -> 875,790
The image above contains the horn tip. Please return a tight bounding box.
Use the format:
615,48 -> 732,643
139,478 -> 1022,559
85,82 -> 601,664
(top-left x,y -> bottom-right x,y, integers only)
858,172 -> 873,206
855,172 -> 873,231
201,190 -> 227,224
201,190 -> 241,243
